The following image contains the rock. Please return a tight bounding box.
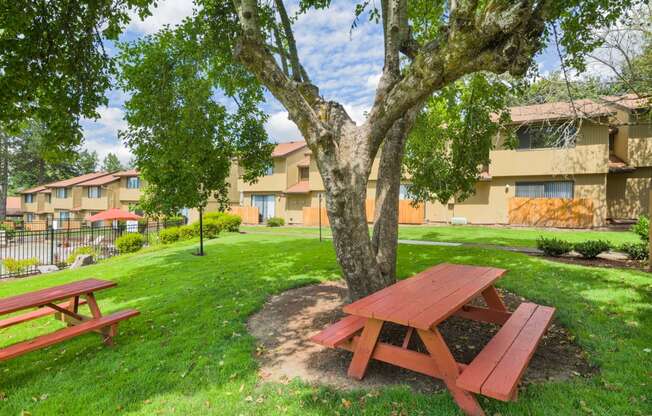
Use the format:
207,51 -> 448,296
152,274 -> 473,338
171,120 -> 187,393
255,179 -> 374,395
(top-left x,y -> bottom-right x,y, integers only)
37,264 -> 59,274
70,254 -> 95,269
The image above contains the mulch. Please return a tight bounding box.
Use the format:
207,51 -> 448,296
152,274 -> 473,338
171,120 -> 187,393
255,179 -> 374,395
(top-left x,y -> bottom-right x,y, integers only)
248,280 -> 596,393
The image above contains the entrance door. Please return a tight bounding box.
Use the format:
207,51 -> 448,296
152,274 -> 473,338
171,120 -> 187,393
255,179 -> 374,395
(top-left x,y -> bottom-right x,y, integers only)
252,195 -> 276,223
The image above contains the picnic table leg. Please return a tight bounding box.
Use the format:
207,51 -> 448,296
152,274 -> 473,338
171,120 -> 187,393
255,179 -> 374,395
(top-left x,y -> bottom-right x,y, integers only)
84,293 -> 114,346
481,286 -> 508,311
347,318 -> 383,380
418,328 -> 486,416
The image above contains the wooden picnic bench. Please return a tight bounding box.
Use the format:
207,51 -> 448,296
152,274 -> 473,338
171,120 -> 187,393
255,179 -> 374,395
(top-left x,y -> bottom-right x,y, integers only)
0,278 -> 139,361
311,263 -> 555,416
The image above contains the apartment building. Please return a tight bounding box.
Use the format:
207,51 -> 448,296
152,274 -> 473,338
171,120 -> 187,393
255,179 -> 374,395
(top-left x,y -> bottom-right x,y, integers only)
19,170 -> 143,224
227,96 -> 651,228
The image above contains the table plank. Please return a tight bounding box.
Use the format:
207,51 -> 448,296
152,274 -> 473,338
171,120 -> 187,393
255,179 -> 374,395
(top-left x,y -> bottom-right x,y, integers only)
0,279 -> 115,315
409,268 -> 505,329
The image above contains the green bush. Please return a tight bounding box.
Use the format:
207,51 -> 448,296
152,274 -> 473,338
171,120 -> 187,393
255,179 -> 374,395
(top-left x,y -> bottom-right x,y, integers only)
536,236 -> 573,257
267,217 -> 285,227
2,258 -> 39,274
203,212 -> 242,232
573,240 -> 610,259
631,215 -> 649,242
0,223 -> 16,239
193,218 -> 222,239
116,233 -> 145,254
619,242 -> 649,260
66,246 -> 98,264
178,225 -> 197,240
159,227 -> 181,244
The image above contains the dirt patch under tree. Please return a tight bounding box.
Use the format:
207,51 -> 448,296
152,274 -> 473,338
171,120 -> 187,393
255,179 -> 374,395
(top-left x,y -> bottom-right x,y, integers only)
248,280 -> 596,394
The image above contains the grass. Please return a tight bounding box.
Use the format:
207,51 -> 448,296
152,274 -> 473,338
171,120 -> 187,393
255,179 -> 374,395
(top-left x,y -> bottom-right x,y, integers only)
0,233 -> 650,415
242,224 -> 640,248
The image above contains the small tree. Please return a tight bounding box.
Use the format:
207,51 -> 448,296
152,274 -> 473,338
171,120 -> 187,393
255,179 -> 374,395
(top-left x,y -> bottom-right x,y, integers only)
101,153 -> 125,172
118,26 -> 271,254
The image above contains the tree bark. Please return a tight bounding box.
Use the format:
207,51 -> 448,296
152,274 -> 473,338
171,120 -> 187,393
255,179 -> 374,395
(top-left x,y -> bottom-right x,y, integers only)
0,131 -> 7,220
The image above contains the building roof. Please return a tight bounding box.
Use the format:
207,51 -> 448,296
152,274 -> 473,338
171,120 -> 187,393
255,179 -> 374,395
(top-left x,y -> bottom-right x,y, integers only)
19,185 -> 48,194
507,99 -> 614,124
77,174 -> 121,186
285,181 -> 310,194
608,154 -> 636,173
297,156 -> 310,167
45,172 -> 112,188
113,169 -> 140,177
601,94 -> 651,111
6,196 -> 22,216
272,141 -> 307,157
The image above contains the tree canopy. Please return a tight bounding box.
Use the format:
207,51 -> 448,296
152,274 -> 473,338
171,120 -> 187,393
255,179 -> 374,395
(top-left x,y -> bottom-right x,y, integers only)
101,153 -> 126,172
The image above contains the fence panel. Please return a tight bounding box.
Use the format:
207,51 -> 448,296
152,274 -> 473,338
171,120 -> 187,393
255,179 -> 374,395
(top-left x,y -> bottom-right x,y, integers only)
302,199 -> 425,226
508,197 -> 594,228
229,206 -> 259,224
0,220 -> 184,279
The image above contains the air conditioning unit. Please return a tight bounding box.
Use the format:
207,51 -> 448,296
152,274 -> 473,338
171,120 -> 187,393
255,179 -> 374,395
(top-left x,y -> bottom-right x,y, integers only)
450,217 -> 468,225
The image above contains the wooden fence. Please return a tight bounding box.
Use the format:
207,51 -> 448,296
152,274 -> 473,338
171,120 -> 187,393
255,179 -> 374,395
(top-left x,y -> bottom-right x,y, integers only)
508,197 -> 594,228
302,200 -> 425,226
229,206 -> 259,224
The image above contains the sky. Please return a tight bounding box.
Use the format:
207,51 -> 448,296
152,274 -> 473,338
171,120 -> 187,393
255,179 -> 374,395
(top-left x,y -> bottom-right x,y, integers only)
80,0 -> 617,164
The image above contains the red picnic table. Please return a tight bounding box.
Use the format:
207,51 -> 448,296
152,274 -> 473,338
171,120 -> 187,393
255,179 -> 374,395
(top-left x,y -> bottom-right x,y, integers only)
311,263 -> 555,416
0,278 -> 139,362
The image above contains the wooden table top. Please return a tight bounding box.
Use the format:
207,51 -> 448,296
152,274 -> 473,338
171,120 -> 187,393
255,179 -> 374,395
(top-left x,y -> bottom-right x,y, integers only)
0,279 -> 115,315
343,263 -> 506,330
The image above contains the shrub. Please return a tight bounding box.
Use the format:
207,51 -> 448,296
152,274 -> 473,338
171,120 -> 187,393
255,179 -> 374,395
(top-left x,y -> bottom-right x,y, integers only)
0,223 -> 16,239
193,218 -> 222,239
116,233 -> 145,254
159,227 -> 181,244
619,242 -> 649,261
631,215 -> 649,242
203,212 -> 242,232
2,258 -> 39,274
573,240 -> 610,259
66,246 -> 97,264
267,217 -> 285,227
536,236 -> 573,257
178,225 -> 197,240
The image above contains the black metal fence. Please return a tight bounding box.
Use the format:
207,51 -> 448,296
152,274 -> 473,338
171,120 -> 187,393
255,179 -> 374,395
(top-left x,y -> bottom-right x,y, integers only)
0,220 -> 185,279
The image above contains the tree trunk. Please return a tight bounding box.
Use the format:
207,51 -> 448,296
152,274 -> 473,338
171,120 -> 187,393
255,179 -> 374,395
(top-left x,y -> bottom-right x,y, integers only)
0,132 -> 8,220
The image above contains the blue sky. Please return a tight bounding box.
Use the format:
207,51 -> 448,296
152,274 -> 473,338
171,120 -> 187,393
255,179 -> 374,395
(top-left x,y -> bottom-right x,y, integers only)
80,0 -> 578,164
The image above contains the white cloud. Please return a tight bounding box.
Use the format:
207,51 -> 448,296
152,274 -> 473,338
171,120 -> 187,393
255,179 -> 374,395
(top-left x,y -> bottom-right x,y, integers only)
265,112 -> 302,142
127,0 -> 195,35
81,106 -> 132,164
343,104 -> 369,125
366,72 -> 382,90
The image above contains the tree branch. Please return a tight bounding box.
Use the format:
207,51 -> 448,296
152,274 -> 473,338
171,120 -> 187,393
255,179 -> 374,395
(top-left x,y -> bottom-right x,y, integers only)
274,0 -> 305,82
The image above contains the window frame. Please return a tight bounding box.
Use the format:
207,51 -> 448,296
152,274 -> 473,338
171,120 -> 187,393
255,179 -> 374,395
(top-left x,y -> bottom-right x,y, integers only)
126,177 -> 140,189
55,188 -> 69,199
24,194 -> 34,203
516,123 -> 577,151
515,180 -> 574,199
87,186 -> 101,199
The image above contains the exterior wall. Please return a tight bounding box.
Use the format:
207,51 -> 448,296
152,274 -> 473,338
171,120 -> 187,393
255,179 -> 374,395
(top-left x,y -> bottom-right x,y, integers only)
425,174 -> 608,227
612,107 -> 630,163
607,167 -> 652,219
627,114 -> 652,167
489,121 -> 610,177
240,158 -> 287,192
52,188 -> 74,210
286,194 -> 309,224
118,177 -> 142,202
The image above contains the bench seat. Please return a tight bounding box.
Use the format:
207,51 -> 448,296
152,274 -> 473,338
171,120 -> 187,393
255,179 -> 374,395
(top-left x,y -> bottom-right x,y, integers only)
456,302 -> 555,401
311,315 -> 367,348
0,309 -> 140,362
0,299 -> 88,329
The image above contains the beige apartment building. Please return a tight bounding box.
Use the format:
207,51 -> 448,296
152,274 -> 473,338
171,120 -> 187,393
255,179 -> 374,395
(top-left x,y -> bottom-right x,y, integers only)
19,170 -> 143,224
224,96 -> 651,228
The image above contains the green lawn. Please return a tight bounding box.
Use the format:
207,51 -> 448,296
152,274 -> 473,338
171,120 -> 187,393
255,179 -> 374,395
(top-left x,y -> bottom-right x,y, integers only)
0,233 -> 650,415
242,224 -> 639,248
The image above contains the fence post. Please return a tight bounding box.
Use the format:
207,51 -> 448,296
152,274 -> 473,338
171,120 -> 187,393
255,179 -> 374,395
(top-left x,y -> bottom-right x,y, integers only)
50,224 -> 55,265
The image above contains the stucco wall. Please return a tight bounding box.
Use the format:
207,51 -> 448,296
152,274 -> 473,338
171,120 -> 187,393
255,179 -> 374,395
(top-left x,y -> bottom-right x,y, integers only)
607,167 -> 652,219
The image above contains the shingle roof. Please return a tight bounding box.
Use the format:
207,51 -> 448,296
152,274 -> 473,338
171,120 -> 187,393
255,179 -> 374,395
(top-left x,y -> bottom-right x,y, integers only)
112,169 -> 140,177
77,174 -> 121,186
285,181 -> 310,194
45,172 -> 112,188
6,197 -> 21,216
19,185 -> 48,194
507,99 -> 614,124
608,154 -> 636,173
601,94 -> 651,111
297,156 -> 310,167
272,141 -> 307,157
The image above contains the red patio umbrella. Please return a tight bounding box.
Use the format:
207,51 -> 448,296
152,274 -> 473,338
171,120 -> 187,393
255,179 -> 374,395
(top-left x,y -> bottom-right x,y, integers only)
85,208 -> 142,222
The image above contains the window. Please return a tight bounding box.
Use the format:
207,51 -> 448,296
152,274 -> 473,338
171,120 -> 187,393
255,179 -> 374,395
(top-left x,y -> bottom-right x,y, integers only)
515,181 -> 574,199
299,167 -> 309,181
87,186 -> 101,198
127,177 -> 140,189
56,188 -> 69,199
24,194 -> 34,203
59,211 -> 70,220
517,124 -> 576,150
45,194 -> 51,203
25,213 -> 35,222
264,165 -> 273,176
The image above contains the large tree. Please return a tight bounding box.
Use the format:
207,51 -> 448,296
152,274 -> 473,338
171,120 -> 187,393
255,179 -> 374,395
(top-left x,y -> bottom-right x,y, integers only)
101,153 -> 125,172
224,0 -> 639,299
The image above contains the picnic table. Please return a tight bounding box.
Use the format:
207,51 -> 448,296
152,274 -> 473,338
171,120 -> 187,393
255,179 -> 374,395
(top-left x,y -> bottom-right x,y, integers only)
0,278 -> 139,362
311,263 -> 555,416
